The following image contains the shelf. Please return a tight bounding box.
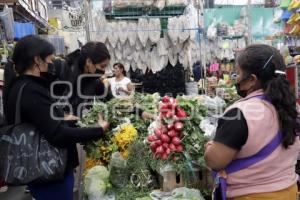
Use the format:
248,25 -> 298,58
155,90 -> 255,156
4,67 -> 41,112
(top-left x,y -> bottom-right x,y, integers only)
105,6 -> 186,20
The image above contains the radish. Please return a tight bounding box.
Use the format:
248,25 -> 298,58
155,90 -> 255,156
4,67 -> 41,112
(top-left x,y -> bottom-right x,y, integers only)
160,104 -> 169,112
167,130 -> 177,138
156,146 -> 164,154
161,134 -> 171,143
163,143 -> 169,149
176,108 -> 187,119
162,96 -> 170,103
161,153 -> 168,160
161,125 -> 168,134
154,129 -> 162,138
173,156 -> 178,161
172,137 -> 181,146
155,140 -> 162,146
169,143 -> 177,151
167,124 -> 174,130
174,122 -> 184,131
176,145 -> 184,152
166,148 -> 171,155
147,135 -> 157,142
150,142 -> 157,152
165,111 -> 173,118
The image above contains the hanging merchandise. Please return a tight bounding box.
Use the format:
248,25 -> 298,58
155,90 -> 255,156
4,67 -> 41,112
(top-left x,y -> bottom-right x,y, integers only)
91,2 -> 202,75
149,18 -> 161,44
166,0 -> 188,6
41,35 -> 65,55
113,0 -> 144,9
178,16 -> 190,43
168,17 -> 180,45
103,0 -> 113,12
14,22 -> 36,40
128,22 -> 138,46
0,6 -> 14,41
154,0 -> 166,10
107,22 -> 118,48
94,11 -> 108,43
138,18 -> 150,47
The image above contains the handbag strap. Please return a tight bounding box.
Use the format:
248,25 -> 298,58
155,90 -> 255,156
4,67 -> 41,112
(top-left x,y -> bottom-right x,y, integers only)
14,83 -> 28,124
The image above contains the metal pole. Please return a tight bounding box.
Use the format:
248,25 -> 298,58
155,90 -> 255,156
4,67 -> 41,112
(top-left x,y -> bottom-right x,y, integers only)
84,0 -> 91,42
200,0 -> 207,94
246,0 -> 252,45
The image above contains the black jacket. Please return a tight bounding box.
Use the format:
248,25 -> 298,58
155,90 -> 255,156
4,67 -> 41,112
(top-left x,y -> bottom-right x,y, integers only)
4,75 -> 105,168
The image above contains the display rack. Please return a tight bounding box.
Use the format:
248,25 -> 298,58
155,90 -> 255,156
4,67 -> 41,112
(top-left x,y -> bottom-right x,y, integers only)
105,6 -> 186,19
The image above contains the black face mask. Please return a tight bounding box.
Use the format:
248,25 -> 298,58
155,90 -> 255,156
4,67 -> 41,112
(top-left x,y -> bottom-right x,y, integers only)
235,76 -> 250,98
41,63 -> 58,83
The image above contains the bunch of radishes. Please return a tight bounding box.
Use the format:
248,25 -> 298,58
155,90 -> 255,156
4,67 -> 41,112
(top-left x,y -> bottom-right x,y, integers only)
147,96 -> 187,161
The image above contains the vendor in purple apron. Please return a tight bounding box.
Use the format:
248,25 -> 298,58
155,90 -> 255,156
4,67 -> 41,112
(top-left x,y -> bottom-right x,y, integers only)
204,44 -> 300,200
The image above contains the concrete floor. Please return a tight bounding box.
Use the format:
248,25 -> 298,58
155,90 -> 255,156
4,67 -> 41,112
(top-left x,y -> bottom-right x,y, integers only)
0,186 -> 80,200
0,186 -> 32,200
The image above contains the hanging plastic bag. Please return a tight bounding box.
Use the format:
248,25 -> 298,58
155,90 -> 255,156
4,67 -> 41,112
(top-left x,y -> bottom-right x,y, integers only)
0,5 -> 14,40
207,19 -> 217,40
103,0 -> 112,12
109,152 -> 129,188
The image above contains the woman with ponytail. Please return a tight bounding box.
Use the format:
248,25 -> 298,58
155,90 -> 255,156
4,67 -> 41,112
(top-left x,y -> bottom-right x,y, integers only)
204,44 -> 300,200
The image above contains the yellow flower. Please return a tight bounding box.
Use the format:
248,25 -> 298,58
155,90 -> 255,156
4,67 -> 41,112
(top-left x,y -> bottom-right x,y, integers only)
113,123 -> 137,155
121,150 -> 129,158
85,158 -> 103,170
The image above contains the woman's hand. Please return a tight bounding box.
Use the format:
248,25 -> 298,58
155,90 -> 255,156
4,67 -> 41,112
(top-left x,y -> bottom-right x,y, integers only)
97,114 -> 109,131
141,111 -> 155,120
205,140 -> 214,150
64,114 -> 79,121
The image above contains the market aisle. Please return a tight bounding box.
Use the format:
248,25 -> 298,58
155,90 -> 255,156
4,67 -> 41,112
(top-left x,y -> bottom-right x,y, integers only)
0,186 -> 32,200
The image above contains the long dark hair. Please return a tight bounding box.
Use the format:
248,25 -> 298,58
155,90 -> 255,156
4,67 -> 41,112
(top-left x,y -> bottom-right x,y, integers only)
3,35 -> 55,109
65,42 -> 110,85
67,42 -> 110,73
237,44 -> 299,148
113,63 -> 126,76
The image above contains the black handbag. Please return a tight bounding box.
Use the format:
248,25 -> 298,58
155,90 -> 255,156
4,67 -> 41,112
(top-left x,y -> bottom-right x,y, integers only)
0,83 -> 67,186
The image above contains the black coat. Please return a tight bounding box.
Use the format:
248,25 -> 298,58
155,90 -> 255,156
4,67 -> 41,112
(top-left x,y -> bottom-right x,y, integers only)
4,75 -> 105,169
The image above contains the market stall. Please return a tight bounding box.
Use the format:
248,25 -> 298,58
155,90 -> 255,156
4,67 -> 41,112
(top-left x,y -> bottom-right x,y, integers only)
79,92 -> 228,200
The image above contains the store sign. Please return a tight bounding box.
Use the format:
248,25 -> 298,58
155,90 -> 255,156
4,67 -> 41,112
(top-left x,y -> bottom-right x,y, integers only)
58,8 -> 85,30
68,12 -> 84,27
210,63 -> 220,72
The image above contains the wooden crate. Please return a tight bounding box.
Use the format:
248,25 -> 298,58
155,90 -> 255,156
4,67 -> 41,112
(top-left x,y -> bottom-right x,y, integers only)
158,167 -> 213,192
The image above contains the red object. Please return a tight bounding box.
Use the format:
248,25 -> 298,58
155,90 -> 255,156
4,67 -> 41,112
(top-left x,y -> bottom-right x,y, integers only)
286,65 -> 300,104
0,180 -> 6,188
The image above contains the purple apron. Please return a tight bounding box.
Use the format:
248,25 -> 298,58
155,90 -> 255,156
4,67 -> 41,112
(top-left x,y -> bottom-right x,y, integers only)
212,95 -> 282,200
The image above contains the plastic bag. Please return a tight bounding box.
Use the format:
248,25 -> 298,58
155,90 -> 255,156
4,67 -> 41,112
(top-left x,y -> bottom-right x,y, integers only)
103,0 -> 112,12
84,166 -> 110,200
167,187 -> 205,200
150,187 -> 205,200
0,5 -> 14,40
200,117 -> 218,138
109,152 -> 129,188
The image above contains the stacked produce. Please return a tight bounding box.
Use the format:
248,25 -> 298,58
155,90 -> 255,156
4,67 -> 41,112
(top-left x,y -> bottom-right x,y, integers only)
79,93 -> 223,199
147,96 -> 187,161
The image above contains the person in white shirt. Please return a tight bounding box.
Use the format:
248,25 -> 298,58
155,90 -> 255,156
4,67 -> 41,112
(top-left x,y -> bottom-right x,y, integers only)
108,63 -> 134,98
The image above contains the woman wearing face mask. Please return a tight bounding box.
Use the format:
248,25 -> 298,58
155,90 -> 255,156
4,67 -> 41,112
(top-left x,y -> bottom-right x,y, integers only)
204,44 -> 300,200
66,42 -> 111,115
3,35 -> 109,200
108,63 -> 134,98
66,43 -> 154,120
